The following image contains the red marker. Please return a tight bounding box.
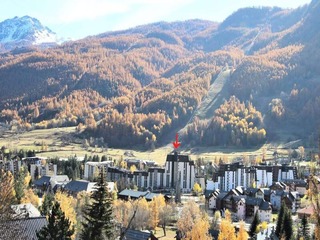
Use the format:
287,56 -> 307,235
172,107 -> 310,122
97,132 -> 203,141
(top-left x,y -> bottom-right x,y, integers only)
172,133 -> 181,149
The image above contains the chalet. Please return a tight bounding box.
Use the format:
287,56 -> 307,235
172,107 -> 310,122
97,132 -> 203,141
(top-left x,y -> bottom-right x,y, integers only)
216,191 -> 228,210
282,179 -> 307,196
233,196 -> 272,222
118,189 -> 160,201
282,191 -> 300,213
207,189 -> 220,210
270,190 -> 300,213
223,188 -> 243,212
235,197 -> 246,220
270,190 -> 286,210
297,206 -> 314,219
262,188 -> 271,202
269,182 -> 287,191
121,228 -> 158,240
33,175 -> 69,193
244,188 -> 264,199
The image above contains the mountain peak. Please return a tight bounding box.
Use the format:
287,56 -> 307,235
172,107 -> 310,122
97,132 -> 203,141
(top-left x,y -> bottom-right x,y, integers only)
0,16 -> 58,51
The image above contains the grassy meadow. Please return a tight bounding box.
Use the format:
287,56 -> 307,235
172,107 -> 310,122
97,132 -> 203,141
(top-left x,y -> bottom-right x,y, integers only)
0,126 -> 278,165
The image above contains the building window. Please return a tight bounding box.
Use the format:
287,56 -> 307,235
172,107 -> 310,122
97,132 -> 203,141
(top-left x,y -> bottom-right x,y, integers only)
149,173 -> 153,187
160,173 -> 163,188
144,177 -> 148,188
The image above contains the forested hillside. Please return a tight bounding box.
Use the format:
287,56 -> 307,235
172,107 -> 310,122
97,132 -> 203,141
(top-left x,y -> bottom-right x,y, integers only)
0,0 -> 319,148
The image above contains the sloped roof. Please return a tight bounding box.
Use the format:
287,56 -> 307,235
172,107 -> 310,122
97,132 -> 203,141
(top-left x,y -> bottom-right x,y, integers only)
246,197 -> 263,206
119,189 -> 148,198
297,206 -> 314,216
122,229 -> 156,240
259,201 -> 271,211
34,175 -> 69,187
235,186 -> 244,195
261,188 -> 271,196
245,187 -> 261,195
282,179 -> 307,187
11,203 -> 41,218
145,192 -> 160,201
64,180 -> 96,193
51,175 -> 69,182
217,191 -> 228,200
204,190 -> 215,198
34,176 -> 51,187
1,217 -> 47,240
272,190 -> 287,197
118,189 -> 160,200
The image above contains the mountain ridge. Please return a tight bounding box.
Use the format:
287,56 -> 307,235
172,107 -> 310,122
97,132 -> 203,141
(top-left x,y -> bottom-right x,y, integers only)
0,3 -> 319,148
0,16 -> 58,52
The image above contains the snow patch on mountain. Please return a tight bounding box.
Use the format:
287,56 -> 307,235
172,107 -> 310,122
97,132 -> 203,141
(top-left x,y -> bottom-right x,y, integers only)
0,16 -> 59,51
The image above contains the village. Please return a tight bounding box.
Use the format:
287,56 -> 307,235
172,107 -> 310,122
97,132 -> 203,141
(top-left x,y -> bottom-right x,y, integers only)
0,139 -> 318,240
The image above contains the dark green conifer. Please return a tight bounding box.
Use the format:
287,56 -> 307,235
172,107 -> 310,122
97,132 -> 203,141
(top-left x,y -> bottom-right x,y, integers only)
249,211 -> 260,237
40,193 -> 54,216
37,201 -> 74,240
80,168 -> 113,240
275,202 -> 285,237
14,169 -> 26,203
283,208 -> 293,240
301,214 -> 310,240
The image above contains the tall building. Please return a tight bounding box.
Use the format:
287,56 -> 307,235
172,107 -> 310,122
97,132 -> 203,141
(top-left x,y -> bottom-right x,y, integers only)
213,163 -> 297,191
214,162 -> 255,191
164,153 -> 195,192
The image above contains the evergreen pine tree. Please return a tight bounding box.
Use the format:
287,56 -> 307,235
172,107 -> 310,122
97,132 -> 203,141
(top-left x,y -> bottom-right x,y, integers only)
80,168 -> 113,240
36,201 -> 74,240
40,193 -> 54,216
14,170 -> 26,203
275,202 -> 285,237
249,212 -> 260,237
301,214 -> 310,240
283,208 -> 293,240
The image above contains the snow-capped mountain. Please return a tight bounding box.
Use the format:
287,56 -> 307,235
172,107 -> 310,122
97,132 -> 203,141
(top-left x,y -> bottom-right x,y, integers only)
0,16 -> 58,51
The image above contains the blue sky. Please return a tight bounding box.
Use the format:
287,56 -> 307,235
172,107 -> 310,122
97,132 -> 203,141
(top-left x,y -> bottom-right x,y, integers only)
0,0 -> 311,40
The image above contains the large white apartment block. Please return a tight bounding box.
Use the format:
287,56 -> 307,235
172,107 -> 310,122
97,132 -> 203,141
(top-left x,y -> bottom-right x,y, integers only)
164,153 -> 195,192
94,153 -> 196,193
213,163 -> 297,191
214,162 -> 255,191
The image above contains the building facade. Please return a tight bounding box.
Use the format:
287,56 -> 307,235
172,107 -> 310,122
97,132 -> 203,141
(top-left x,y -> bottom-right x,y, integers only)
213,163 -> 298,191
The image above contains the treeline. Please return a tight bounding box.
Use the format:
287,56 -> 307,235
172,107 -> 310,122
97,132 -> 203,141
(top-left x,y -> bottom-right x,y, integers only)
0,38 -> 243,147
1,12 -> 320,147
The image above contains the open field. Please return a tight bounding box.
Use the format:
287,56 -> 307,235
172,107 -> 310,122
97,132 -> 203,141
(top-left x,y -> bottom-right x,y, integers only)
0,126 -> 298,164
0,127 -> 173,164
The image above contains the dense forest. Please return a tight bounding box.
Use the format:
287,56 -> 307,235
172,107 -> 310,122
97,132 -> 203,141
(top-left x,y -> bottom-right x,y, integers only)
0,0 -> 319,148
